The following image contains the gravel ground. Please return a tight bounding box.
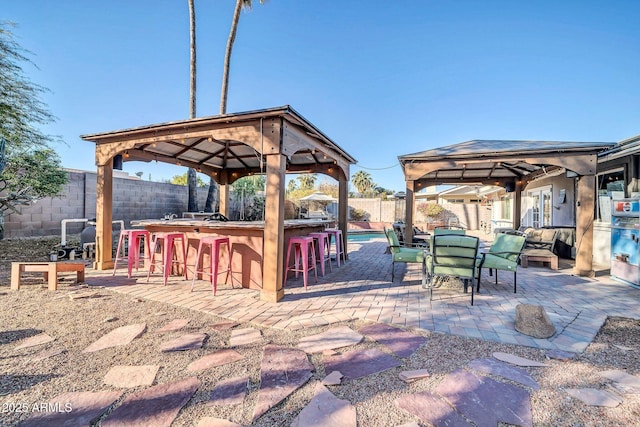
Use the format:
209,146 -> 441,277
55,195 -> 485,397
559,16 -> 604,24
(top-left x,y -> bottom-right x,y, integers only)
1,236 -> 640,426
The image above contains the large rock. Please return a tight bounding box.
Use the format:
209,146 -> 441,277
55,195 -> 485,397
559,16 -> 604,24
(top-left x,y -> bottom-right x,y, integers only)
514,304 -> 556,338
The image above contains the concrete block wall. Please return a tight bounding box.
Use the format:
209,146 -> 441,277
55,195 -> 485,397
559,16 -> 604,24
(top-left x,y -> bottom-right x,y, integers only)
348,199 -> 397,222
440,202 -> 491,230
3,170 -> 209,239
346,198 -> 488,229
4,171 -> 87,238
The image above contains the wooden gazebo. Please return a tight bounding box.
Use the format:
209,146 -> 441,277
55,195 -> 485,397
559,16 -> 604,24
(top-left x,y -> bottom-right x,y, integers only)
82,106 -> 356,302
398,140 -> 615,276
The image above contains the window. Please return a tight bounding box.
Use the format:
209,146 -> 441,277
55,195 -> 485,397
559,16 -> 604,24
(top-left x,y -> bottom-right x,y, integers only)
526,186 -> 552,227
596,169 -> 625,223
504,196 -> 511,220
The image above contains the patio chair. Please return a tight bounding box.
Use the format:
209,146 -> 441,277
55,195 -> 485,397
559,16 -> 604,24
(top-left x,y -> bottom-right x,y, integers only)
433,226 -> 466,236
426,234 -> 480,305
476,231 -> 527,293
393,223 -> 429,248
384,228 -> 427,287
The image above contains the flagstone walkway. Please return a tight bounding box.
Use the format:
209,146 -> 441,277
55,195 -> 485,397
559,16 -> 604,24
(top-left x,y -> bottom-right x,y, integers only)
18,319 -> 640,426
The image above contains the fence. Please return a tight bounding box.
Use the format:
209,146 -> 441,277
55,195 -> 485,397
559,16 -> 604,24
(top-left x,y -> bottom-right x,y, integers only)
3,170 -> 490,239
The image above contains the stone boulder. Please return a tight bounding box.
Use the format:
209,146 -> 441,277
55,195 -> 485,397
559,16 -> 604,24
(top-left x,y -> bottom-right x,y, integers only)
514,304 -> 555,338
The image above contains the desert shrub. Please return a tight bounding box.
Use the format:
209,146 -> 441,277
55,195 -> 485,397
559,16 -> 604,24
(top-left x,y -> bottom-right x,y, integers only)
417,202 -> 444,218
349,207 -> 369,221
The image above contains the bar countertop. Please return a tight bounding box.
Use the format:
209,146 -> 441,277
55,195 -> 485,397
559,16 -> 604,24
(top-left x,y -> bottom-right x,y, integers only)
130,218 -> 331,231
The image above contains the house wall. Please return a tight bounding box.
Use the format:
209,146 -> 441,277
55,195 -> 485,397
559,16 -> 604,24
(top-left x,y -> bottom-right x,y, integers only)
521,175 -> 577,227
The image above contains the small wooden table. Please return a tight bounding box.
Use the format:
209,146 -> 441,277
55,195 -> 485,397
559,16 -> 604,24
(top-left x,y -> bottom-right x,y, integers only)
520,249 -> 558,270
11,261 -> 86,291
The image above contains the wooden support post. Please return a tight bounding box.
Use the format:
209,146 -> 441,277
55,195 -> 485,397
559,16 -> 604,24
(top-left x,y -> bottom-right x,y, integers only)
219,183 -> 230,217
405,180 -> 415,246
575,174 -> 595,277
338,175 -> 349,259
94,162 -> 114,270
261,153 -> 286,302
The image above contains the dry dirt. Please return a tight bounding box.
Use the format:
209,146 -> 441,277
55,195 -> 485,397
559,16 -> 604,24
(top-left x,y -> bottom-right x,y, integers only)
1,236 -> 640,426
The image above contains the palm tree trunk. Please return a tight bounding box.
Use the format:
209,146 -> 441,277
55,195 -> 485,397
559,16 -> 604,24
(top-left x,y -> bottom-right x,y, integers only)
204,179 -> 218,212
187,0 -> 198,212
206,0 -> 243,212
220,0 -> 243,115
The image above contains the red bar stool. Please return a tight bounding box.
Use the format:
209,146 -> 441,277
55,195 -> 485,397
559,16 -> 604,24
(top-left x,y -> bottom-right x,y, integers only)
325,228 -> 346,267
308,231 -> 332,276
146,232 -> 187,286
284,236 -> 317,290
190,236 -> 233,295
113,229 -> 151,278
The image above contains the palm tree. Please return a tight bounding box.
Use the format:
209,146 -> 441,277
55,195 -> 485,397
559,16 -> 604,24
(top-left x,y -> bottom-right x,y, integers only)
186,0 -> 199,212
219,0 -> 264,114
352,170 -> 374,196
286,179 -> 297,193
296,174 -> 317,191
205,0 -> 264,211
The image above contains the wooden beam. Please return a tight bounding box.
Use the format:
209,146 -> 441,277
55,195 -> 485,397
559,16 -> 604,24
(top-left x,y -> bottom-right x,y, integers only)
403,153 -> 599,181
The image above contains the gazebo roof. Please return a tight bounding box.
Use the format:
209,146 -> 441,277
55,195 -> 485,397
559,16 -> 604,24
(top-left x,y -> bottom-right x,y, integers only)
82,105 -> 356,183
398,139 -> 615,185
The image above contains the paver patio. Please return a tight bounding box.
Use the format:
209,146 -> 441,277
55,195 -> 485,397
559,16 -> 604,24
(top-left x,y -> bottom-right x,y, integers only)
85,233 -> 640,354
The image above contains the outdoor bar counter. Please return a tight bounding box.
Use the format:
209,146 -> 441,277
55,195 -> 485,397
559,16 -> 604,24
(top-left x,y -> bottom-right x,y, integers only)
130,218 -> 330,289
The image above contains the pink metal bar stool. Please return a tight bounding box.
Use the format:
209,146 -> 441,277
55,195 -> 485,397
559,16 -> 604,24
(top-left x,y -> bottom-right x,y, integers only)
146,232 -> 187,286
284,236 -> 317,290
325,228 -> 346,267
308,231 -> 332,276
113,229 -> 151,278
190,236 -> 233,295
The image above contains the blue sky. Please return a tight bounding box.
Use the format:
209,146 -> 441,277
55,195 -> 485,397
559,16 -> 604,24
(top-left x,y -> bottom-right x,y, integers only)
5,0 -> 640,192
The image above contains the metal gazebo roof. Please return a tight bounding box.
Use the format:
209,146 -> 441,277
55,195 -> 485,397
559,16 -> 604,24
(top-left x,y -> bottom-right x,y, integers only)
399,139 -> 615,186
